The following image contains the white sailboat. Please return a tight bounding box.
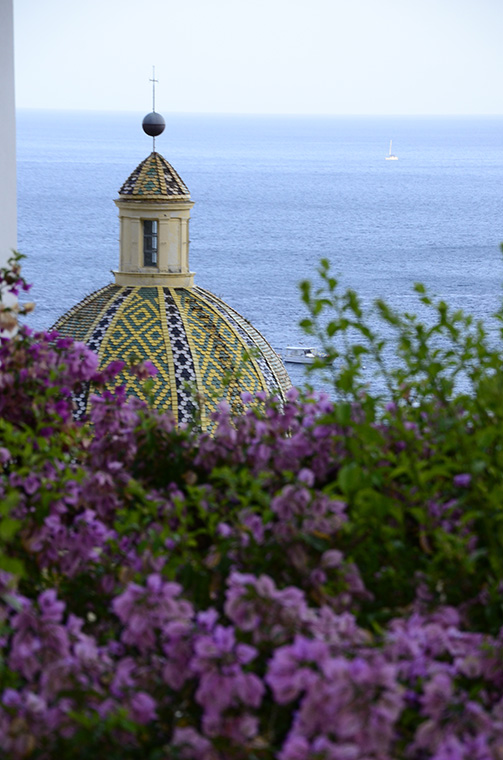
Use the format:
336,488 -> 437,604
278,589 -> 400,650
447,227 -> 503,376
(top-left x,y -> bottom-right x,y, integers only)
385,140 -> 398,160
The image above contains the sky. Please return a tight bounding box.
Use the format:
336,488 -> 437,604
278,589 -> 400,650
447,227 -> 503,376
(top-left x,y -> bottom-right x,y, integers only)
13,0 -> 503,115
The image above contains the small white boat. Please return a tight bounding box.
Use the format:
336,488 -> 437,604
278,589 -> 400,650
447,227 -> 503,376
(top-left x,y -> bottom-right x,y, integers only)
385,140 -> 398,160
282,346 -> 327,364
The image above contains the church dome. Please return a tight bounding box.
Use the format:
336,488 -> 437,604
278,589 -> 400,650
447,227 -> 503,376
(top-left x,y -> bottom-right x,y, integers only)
53,282 -> 291,428
52,108 -> 291,428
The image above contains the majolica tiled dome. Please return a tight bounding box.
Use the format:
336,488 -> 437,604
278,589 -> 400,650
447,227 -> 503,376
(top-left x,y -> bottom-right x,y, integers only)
53,279 -> 290,429
52,117 -> 291,428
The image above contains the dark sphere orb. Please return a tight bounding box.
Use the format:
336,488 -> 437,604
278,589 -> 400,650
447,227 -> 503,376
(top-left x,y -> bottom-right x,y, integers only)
142,112 -> 166,137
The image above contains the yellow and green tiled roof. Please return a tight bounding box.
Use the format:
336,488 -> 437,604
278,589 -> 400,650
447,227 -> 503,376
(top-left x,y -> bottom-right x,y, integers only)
118,152 -> 191,200
52,285 -> 291,430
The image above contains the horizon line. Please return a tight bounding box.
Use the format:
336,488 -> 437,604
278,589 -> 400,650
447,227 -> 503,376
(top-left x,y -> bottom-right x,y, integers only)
14,107 -> 503,118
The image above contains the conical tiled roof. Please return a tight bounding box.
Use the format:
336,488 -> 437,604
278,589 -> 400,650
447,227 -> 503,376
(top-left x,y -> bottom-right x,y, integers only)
118,152 -> 191,200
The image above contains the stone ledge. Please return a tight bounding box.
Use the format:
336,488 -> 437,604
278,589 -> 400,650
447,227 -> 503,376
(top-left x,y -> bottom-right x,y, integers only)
112,270 -> 195,288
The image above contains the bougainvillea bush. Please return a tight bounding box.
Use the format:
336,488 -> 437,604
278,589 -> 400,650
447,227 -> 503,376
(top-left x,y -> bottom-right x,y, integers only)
1,253 -> 503,759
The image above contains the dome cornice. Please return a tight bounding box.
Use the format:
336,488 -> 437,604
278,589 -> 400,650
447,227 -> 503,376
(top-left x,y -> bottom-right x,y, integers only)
112,271 -> 195,288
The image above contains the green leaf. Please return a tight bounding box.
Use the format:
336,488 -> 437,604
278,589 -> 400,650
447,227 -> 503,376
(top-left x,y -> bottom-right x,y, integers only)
0,492 -> 20,516
0,518 -> 21,541
335,402 -> 352,426
0,557 -> 25,578
337,462 -> 366,496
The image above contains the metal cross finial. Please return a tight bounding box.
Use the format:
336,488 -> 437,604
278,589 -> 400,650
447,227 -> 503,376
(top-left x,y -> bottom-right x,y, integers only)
149,66 -> 158,112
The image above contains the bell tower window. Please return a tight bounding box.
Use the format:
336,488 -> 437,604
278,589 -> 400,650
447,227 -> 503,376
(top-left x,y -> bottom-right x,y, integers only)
143,220 -> 158,266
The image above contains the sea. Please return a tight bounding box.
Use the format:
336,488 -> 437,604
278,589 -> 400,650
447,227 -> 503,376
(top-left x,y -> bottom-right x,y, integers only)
16,110 -> 503,391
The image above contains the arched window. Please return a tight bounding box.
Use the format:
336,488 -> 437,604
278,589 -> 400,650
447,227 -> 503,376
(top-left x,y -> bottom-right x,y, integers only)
143,220 -> 158,266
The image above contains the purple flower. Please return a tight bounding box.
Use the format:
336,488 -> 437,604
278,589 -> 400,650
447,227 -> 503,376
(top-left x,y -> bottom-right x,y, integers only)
321,549 -> 344,568
0,447 -> 11,464
279,735 -> 309,760
421,672 -> 453,720
129,692 -> 157,724
23,474 -> 40,496
453,473 -> 471,488
143,360 -> 158,376
38,590 -> 65,622
298,468 -> 315,487
217,522 -> 232,538
172,727 -> 213,759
